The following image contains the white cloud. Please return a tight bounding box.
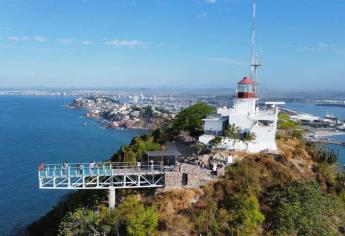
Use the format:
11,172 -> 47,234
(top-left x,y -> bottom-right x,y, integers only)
206,0 -> 217,4
5,35 -> 48,42
56,38 -> 74,44
196,12 -> 208,19
105,40 -> 151,48
7,35 -> 30,41
33,35 -> 47,42
211,57 -> 246,66
298,42 -> 345,55
81,40 -> 93,46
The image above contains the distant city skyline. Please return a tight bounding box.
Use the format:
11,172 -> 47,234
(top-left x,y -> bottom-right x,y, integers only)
0,0 -> 344,90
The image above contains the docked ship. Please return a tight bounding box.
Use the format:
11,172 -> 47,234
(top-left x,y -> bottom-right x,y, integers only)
199,0 -> 284,153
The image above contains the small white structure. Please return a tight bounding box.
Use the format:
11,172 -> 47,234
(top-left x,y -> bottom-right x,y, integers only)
202,116 -> 229,135
199,0 -> 283,153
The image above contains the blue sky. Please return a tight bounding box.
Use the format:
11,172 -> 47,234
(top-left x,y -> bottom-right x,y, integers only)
0,0 -> 344,90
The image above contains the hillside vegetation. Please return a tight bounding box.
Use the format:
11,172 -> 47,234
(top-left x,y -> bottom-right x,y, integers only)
26,106 -> 345,236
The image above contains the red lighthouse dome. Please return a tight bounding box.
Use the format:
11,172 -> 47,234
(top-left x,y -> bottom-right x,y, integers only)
237,76 -> 255,99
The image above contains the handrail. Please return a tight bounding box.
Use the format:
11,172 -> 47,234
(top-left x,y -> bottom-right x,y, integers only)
38,162 -> 166,178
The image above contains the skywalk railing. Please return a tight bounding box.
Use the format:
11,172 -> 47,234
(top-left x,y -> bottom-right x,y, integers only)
38,162 -> 167,189
38,162 -> 165,178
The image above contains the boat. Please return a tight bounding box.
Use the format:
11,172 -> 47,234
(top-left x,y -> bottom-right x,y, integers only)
324,113 -> 337,121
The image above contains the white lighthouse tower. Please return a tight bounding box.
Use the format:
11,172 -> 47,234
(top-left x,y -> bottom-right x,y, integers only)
199,0 -> 283,153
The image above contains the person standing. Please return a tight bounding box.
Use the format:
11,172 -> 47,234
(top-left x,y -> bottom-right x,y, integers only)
38,163 -> 44,171
137,160 -> 141,170
79,164 -> 84,175
38,163 -> 45,176
212,163 -> 217,176
65,161 -> 69,175
62,161 -> 68,175
89,160 -> 95,176
150,160 -> 154,171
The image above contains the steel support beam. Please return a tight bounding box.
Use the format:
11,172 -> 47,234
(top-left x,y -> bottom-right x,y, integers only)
108,187 -> 116,209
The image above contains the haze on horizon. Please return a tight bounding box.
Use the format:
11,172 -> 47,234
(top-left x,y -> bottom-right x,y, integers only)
0,0 -> 344,90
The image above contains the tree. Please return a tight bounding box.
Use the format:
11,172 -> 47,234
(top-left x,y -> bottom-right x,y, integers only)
242,132 -> 256,151
172,102 -> 213,137
112,135 -> 161,163
195,201 -> 230,236
265,181 -> 345,235
123,150 -> 137,165
58,207 -> 113,236
152,128 -> 166,144
116,196 -> 158,236
223,124 -> 241,149
209,136 -> 223,148
228,192 -> 265,235
58,197 -> 159,236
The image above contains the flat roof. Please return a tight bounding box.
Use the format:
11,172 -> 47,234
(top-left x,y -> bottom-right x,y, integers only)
144,142 -> 181,157
145,150 -> 181,157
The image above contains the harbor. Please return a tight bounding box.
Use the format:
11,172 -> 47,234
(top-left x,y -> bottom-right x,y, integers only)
280,104 -> 345,148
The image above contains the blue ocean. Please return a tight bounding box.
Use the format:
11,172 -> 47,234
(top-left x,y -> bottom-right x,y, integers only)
0,96 -> 144,235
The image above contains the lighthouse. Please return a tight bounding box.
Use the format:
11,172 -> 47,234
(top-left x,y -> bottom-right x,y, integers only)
199,0 -> 283,153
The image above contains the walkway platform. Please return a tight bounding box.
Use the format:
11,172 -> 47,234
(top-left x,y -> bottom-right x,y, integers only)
38,162 -> 166,189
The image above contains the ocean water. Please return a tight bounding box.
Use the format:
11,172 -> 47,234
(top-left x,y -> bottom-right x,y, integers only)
284,102 -> 345,165
0,96 -> 144,236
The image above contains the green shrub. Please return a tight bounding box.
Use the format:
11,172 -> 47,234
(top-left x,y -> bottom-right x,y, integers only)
265,181 -> 345,235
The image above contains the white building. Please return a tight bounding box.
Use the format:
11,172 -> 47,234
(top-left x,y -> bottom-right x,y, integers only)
199,0 -> 284,153
199,77 -> 282,153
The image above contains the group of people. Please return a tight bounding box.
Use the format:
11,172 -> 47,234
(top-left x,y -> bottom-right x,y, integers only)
197,160 -> 207,169
197,160 -> 219,176
76,161 -> 98,175
136,160 -> 156,171
38,160 -> 100,176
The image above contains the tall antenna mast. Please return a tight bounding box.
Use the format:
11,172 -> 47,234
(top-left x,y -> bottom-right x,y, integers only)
250,0 -> 260,92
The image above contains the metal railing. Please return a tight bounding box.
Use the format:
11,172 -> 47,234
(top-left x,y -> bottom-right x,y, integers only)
38,162 -> 165,178
38,162 -> 167,189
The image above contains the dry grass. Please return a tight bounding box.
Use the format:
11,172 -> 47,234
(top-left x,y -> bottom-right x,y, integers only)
148,138 -> 324,235
151,189 -> 200,235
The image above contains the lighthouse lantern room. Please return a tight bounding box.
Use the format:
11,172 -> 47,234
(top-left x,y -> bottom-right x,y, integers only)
237,76 -> 255,99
